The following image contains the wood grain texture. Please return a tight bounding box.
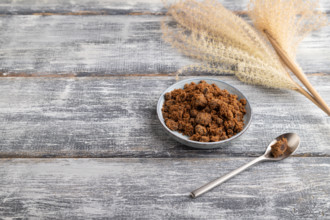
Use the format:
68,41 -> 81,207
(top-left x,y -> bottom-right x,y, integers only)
0,15 -> 329,76
0,158 -> 329,219
0,0 -> 329,15
0,76 -> 329,158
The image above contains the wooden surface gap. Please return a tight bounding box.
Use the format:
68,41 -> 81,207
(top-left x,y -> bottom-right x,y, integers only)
0,11 -> 248,16
0,10 -> 329,16
0,154 -> 329,159
0,72 -> 327,78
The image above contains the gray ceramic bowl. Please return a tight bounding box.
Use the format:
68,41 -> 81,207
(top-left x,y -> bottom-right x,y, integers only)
157,78 -> 252,149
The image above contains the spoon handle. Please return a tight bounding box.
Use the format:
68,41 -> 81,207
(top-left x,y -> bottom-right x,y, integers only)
190,155 -> 265,198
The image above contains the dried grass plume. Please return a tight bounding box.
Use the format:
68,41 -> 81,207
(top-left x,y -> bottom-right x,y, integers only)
162,0 -> 329,115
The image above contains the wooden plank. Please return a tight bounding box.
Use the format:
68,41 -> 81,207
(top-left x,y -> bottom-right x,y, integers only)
0,158 -> 329,219
0,15 -> 329,76
0,0 -> 329,15
0,15 -> 191,76
0,76 -> 329,158
0,0 -> 261,15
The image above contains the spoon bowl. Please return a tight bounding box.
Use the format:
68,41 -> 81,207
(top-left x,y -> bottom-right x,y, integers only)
263,133 -> 300,161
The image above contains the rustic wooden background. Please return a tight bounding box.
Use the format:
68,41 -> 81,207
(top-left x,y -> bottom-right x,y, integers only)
0,0 -> 329,219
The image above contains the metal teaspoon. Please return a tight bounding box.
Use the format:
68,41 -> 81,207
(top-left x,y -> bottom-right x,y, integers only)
190,133 -> 300,198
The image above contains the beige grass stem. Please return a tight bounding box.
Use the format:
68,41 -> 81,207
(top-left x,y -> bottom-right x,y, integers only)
294,85 -> 328,114
265,31 -> 330,115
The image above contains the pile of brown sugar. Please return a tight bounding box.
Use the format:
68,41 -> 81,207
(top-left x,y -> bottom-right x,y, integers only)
271,137 -> 291,158
162,80 -> 247,142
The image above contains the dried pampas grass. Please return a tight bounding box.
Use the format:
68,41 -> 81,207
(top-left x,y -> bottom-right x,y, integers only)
162,0 -> 329,115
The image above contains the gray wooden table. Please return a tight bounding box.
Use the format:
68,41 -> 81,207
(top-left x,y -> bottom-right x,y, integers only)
0,0 -> 329,219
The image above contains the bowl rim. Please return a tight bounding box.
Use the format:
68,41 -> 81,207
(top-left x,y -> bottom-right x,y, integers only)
157,77 -> 253,145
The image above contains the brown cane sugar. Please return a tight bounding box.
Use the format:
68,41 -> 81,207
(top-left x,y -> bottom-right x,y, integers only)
161,80 -> 247,142
271,137 -> 291,158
